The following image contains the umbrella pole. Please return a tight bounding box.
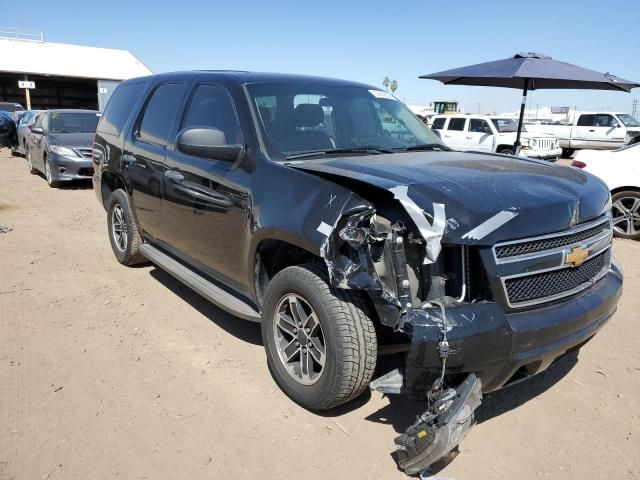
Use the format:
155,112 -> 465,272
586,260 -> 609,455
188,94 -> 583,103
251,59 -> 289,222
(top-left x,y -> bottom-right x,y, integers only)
514,78 -> 529,155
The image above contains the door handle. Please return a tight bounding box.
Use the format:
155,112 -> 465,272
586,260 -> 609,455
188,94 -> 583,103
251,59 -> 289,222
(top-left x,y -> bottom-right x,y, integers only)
465,136 -> 473,139
122,154 -> 136,165
589,129 -> 595,132
164,170 -> 185,183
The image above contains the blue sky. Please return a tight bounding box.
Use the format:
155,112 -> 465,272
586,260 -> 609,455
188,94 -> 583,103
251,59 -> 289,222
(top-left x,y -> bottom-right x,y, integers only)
3,0 -> 639,113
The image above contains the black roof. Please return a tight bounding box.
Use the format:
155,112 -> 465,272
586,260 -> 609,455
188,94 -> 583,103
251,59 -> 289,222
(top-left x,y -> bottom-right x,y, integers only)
138,70 -> 378,90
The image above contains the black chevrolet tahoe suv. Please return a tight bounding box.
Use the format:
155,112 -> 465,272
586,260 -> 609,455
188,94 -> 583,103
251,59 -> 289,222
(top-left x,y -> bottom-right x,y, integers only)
93,71 -> 622,473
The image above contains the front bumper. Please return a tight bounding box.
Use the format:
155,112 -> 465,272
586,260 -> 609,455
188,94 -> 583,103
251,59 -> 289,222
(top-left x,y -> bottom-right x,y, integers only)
403,262 -> 622,397
49,152 -> 94,182
521,146 -> 562,160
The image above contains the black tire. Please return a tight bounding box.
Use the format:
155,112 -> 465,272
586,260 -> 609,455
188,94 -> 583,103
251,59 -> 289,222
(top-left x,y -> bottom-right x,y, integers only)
107,189 -> 147,265
562,148 -> 574,158
498,147 -> 514,155
10,146 -> 20,156
44,156 -> 60,188
26,148 -> 38,174
611,190 -> 640,240
261,263 -> 377,411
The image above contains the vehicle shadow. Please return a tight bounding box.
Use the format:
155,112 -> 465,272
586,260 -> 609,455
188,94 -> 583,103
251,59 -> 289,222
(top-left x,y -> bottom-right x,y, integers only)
363,350 -> 579,434
148,267 -> 263,346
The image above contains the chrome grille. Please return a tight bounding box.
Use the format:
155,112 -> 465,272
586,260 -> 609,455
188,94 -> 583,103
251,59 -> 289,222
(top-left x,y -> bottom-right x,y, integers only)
494,216 -> 612,308
504,249 -> 610,305
74,148 -> 93,158
532,138 -> 555,150
495,220 -> 610,259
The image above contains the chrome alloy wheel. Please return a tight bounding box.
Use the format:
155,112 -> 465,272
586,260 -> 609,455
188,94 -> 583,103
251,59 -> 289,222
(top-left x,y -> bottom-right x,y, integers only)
111,204 -> 128,252
273,293 -> 326,385
612,197 -> 640,236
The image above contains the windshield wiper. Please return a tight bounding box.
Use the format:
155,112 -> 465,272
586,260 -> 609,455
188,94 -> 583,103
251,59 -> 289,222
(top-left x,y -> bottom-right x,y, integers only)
396,143 -> 451,152
285,146 -> 394,160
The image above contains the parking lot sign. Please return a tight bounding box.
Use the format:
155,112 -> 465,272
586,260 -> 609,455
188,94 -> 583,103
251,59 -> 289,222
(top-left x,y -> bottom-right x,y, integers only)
18,80 -> 36,89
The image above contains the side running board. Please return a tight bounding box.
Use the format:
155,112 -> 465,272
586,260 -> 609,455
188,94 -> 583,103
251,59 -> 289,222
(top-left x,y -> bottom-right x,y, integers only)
139,244 -> 261,322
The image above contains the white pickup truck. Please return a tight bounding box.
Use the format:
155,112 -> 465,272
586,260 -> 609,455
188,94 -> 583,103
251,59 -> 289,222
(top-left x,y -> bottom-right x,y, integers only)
526,112 -> 640,157
429,114 -> 562,160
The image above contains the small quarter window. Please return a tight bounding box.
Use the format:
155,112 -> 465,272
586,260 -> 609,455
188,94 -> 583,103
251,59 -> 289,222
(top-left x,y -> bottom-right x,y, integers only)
431,117 -> 446,130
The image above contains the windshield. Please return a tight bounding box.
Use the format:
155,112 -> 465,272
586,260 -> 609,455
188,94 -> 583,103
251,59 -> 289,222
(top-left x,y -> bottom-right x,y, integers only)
247,83 -> 445,159
490,118 -> 526,133
50,112 -> 100,134
617,113 -> 640,127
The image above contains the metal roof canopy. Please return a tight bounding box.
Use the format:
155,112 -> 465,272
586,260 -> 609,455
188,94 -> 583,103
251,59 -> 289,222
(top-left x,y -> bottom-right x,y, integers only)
0,38 -> 152,81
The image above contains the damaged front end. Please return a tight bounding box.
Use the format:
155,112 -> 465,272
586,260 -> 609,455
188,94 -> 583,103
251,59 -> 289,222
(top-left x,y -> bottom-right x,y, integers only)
317,184 -> 486,474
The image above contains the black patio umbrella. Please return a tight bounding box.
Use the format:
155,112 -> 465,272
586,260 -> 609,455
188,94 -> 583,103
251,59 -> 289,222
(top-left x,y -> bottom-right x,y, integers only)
420,52 -> 640,152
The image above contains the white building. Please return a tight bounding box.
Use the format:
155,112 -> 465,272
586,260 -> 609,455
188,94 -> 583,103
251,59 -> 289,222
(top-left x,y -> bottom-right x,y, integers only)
0,30 -> 151,111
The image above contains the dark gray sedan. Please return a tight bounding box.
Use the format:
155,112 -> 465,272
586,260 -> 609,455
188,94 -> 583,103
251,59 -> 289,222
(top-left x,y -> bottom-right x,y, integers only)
26,110 -> 100,187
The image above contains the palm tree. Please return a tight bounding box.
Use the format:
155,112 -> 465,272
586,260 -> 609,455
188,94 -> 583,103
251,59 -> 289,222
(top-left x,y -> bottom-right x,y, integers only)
390,80 -> 398,94
382,76 -> 391,91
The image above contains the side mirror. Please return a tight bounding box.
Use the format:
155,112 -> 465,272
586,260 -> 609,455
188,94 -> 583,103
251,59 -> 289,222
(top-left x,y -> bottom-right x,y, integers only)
31,127 -> 44,135
611,121 -> 620,128
176,127 -> 243,162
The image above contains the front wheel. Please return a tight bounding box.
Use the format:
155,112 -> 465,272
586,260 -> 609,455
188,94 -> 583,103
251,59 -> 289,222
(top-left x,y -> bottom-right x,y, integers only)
262,264 -> 377,411
44,156 -> 60,188
498,147 -> 514,155
611,190 -> 640,240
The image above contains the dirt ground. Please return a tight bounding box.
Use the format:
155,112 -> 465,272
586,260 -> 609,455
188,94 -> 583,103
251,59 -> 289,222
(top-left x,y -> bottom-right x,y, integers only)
0,147 -> 638,480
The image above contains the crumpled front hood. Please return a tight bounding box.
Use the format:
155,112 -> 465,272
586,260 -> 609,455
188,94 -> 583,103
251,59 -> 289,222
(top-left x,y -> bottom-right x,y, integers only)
288,151 -> 610,245
48,132 -> 93,149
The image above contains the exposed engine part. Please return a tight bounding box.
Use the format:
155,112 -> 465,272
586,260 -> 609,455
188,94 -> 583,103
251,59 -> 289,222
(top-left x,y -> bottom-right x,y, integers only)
394,374 -> 482,475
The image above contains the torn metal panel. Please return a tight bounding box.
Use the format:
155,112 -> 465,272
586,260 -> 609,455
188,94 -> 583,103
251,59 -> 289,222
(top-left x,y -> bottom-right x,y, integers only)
389,185 -> 446,264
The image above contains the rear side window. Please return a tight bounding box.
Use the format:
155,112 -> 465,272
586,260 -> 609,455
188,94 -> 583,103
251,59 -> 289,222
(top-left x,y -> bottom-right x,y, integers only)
431,117 -> 446,130
577,114 -> 594,126
448,118 -> 467,131
138,83 -> 184,145
469,119 -> 492,133
98,81 -> 146,136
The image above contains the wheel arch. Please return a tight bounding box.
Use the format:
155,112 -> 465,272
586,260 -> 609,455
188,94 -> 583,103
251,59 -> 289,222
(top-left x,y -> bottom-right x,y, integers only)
611,185 -> 640,195
252,234 -> 325,307
100,171 -> 129,210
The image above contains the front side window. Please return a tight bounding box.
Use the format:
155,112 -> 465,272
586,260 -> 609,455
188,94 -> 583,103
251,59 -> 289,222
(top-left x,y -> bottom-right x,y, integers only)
248,83 -> 444,159
617,113 -> 640,127
182,84 -> 243,145
491,118 -> 520,133
49,112 -> 100,134
592,114 -> 616,127
138,83 -> 184,145
448,118 -> 467,131
32,113 -> 43,129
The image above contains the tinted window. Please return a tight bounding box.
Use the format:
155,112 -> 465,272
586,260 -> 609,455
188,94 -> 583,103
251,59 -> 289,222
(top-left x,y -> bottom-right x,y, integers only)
182,84 -> 242,144
98,81 -> 146,136
469,119 -> 492,133
448,118 -> 466,131
577,114 -> 595,126
431,117 -> 446,130
138,83 -> 184,145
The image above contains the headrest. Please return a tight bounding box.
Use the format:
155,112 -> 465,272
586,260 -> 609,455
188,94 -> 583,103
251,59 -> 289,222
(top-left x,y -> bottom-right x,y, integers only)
294,104 -> 324,127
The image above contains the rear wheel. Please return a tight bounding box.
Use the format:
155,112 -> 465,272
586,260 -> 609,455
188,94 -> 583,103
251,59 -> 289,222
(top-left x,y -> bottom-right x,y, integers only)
611,190 -> 640,240
107,189 -> 147,265
262,264 -> 377,410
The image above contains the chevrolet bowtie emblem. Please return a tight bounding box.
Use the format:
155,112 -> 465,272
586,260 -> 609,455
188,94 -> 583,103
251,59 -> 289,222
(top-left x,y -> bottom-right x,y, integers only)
565,246 -> 589,267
